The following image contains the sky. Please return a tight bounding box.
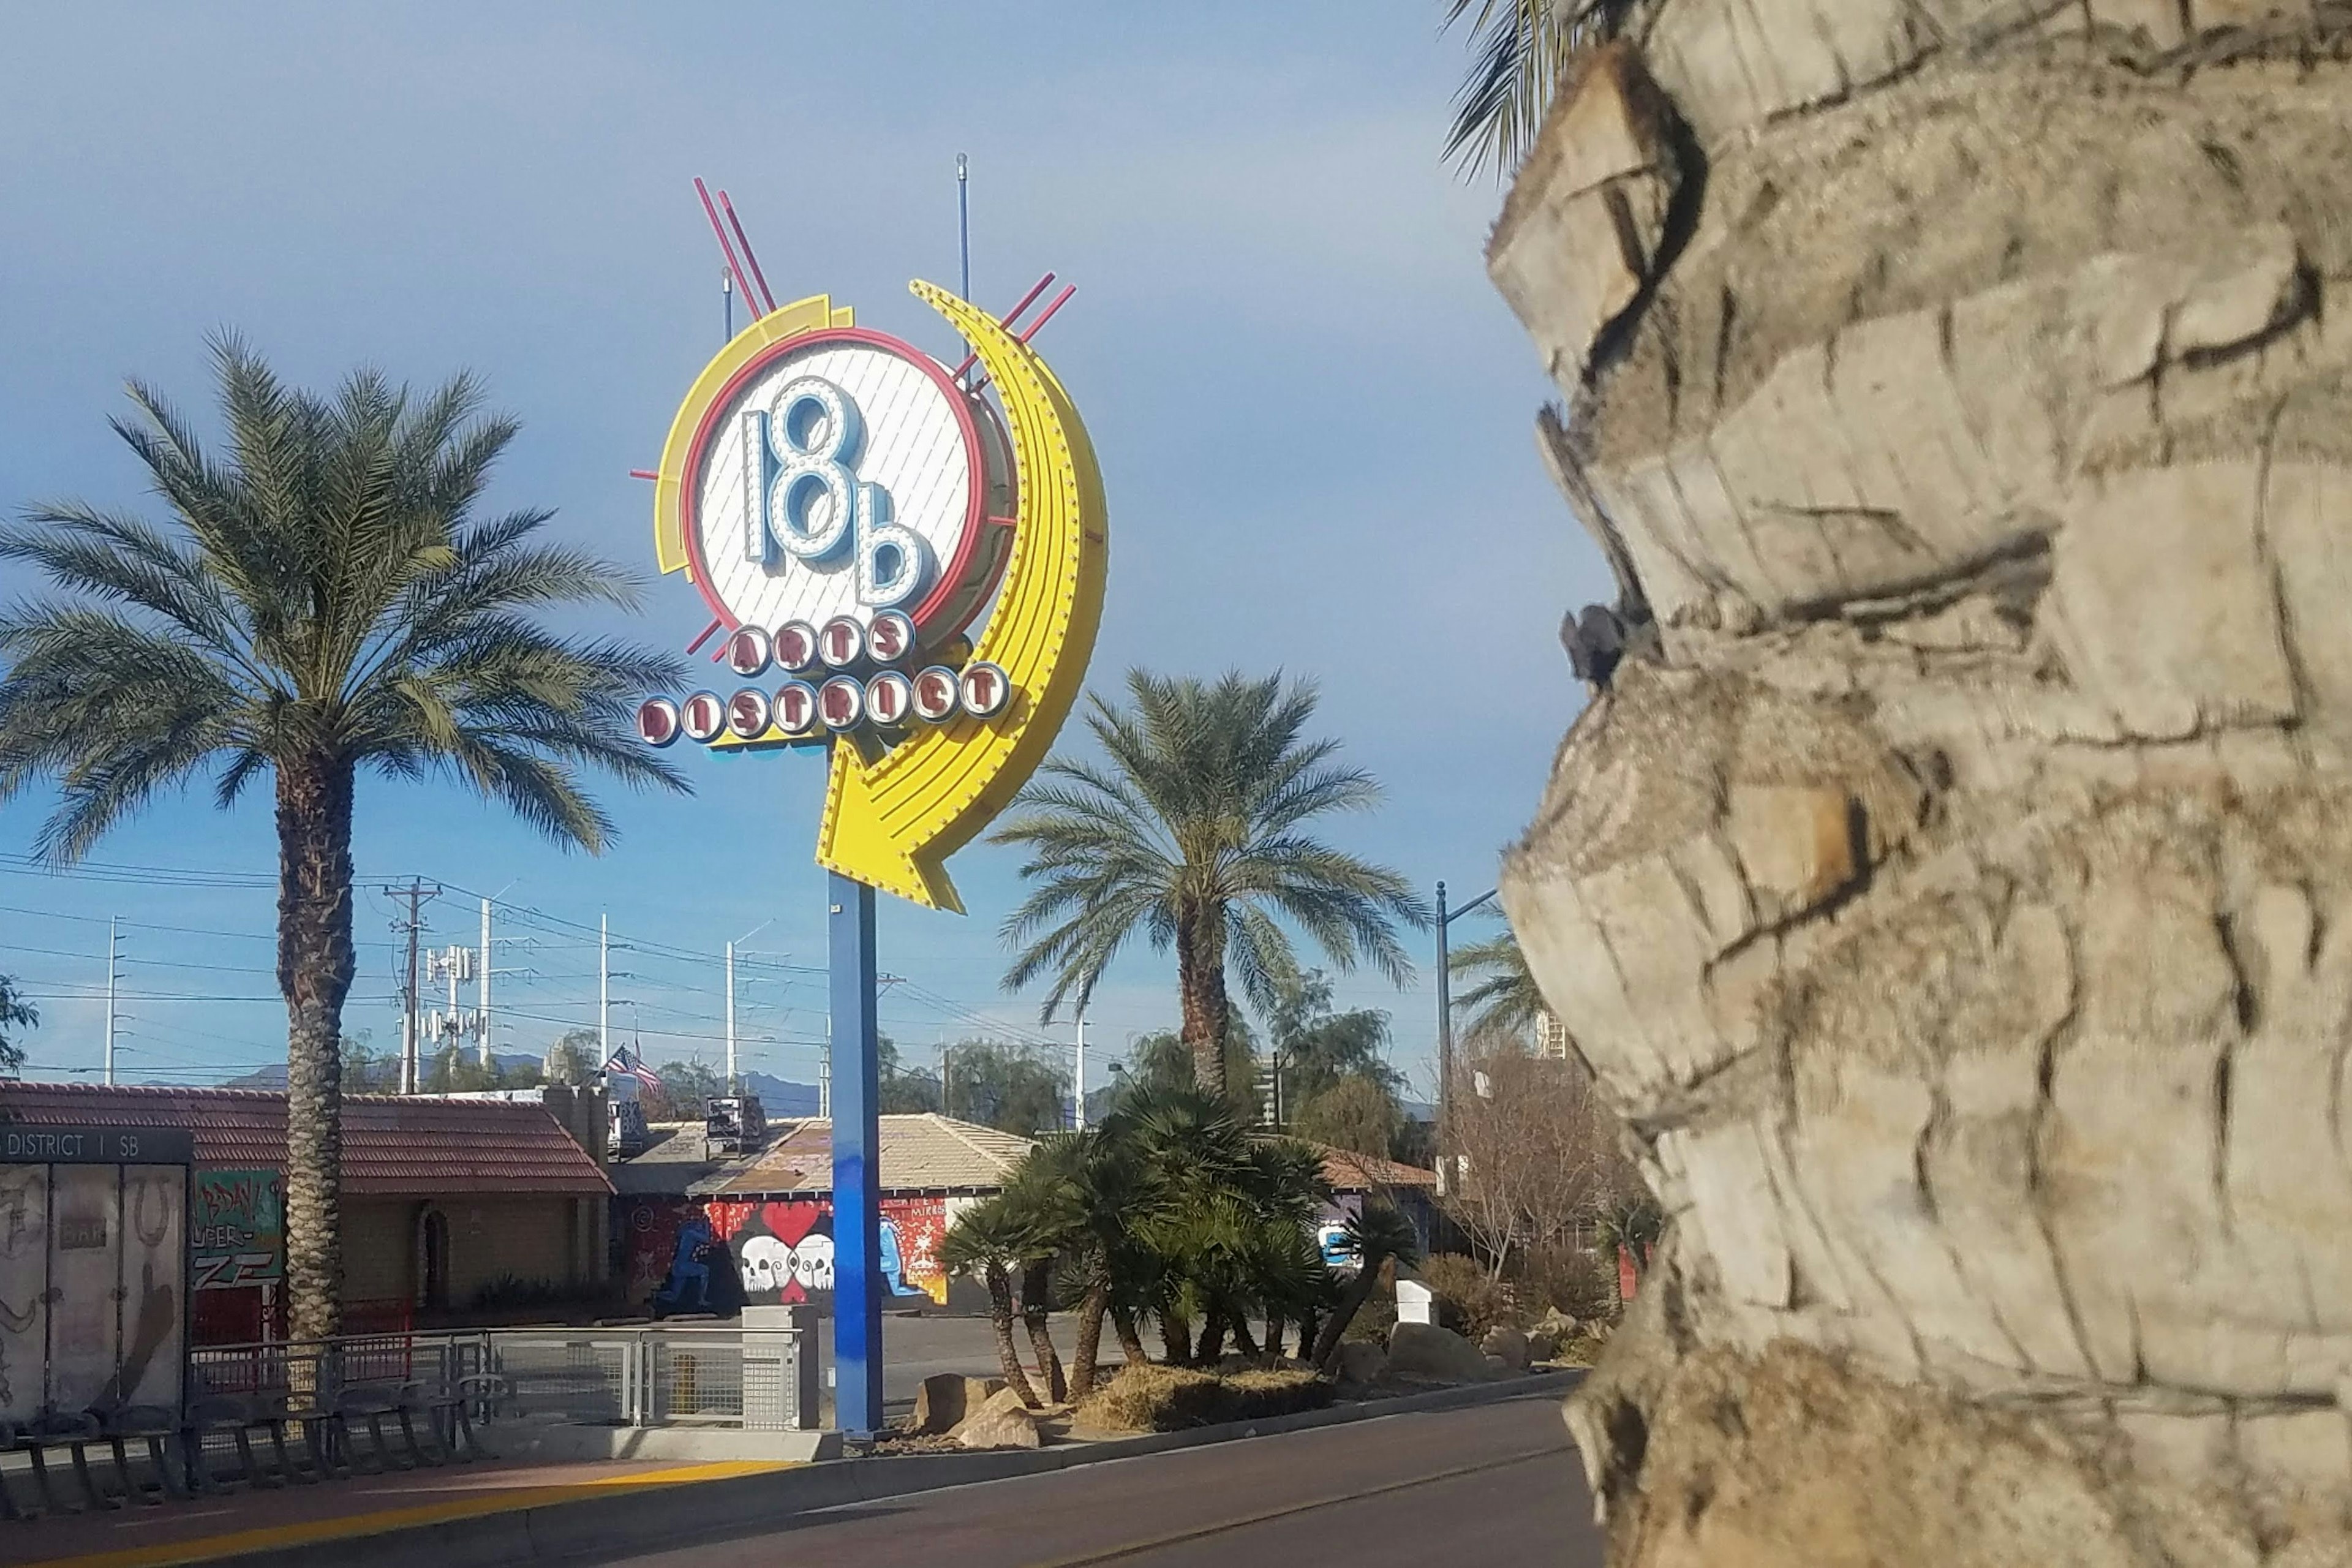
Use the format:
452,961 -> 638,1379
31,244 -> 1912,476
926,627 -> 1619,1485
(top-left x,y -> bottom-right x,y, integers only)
0,2 -> 1607,1103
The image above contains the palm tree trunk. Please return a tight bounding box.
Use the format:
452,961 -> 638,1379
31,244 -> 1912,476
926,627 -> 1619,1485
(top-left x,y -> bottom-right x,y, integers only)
1175,908 -> 1230,1099
1313,1259 -> 1384,1371
1020,1258 -> 1066,1403
1159,1310 -> 1192,1366
1069,1282 -> 1110,1402
1228,1315 -> 1260,1359
1112,1306 -> 1150,1367
1197,1304 -> 1228,1363
276,752 -> 356,1344
986,1264 -> 1039,1408
1264,1313 -> 1285,1360
1487,26 -> 2352,1559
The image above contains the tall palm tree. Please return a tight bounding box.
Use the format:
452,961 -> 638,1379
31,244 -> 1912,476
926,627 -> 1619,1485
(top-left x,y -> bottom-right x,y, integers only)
995,670 -> 1427,1099
1446,925 -> 1548,1046
0,340 -> 685,1339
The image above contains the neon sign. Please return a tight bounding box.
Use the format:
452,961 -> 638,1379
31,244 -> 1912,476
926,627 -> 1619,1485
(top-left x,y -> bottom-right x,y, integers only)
640,284 -> 1107,912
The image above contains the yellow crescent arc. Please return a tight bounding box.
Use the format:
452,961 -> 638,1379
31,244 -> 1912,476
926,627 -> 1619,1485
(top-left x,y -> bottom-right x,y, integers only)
812,281 -> 1109,912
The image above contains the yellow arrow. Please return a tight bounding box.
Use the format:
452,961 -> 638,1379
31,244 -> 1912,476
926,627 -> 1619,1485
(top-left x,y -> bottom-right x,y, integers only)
812,281 -> 1109,912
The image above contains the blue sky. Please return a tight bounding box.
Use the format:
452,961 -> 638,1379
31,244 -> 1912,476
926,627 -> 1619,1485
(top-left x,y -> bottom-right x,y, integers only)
0,2 -> 1605,1099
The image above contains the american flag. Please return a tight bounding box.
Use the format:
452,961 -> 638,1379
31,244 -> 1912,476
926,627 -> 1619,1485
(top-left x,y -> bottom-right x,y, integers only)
603,1049 -> 662,1090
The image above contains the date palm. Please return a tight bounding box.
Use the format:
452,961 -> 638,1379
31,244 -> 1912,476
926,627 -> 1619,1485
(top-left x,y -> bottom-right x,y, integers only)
0,339 -> 685,1339
994,670 -> 1426,1099
1446,925 -> 1548,1046
1443,0 -> 1640,176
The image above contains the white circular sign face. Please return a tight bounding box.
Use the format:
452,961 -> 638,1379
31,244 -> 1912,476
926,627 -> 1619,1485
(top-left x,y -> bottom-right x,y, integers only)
637,698 -> 682,747
818,676 -> 865,731
775,680 -> 819,734
910,666 -> 960,723
681,691 -> 727,744
866,671 -> 913,728
725,688 -> 772,740
688,333 -> 984,644
725,625 -> 771,678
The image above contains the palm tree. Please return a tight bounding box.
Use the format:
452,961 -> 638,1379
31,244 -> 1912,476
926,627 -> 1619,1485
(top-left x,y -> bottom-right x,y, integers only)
1442,0 -> 1640,176
0,340 -> 685,1339
1446,926 -> 1548,1046
1001,1127 -> 1160,1401
995,670 -> 1427,1099
940,1196 -> 1042,1408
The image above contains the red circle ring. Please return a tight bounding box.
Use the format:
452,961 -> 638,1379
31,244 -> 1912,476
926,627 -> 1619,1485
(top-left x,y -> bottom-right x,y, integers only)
677,327 -> 990,644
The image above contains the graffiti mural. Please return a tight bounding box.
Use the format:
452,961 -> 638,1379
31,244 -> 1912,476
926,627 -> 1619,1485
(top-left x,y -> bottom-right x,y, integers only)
622,1193 -> 952,1315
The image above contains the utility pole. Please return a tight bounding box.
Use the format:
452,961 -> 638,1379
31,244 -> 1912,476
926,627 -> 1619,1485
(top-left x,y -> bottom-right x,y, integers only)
394,880 -> 440,1095
1435,879 -> 1497,1182
103,916 -> 120,1086
726,940 -> 737,1092
599,913 -> 610,1063
1074,1009 -> 1087,1130
478,898 -> 494,1069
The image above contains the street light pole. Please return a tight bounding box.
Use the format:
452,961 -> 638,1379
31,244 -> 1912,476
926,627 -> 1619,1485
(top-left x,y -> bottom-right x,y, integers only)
1435,879 -> 1496,1179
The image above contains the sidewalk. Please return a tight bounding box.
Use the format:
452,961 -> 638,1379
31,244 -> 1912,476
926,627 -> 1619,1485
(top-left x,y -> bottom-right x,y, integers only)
11,1456 -> 793,1568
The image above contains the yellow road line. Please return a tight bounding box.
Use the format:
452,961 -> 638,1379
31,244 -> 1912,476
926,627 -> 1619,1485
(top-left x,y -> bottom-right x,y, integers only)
26,1460 -> 798,1568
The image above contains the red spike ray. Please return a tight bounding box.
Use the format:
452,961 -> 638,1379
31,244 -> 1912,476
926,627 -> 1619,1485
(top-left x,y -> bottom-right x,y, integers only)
717,189 -> 777,314
969,284 -> 1077,397
952,271 -> 1057,383
694,178 -> 760,324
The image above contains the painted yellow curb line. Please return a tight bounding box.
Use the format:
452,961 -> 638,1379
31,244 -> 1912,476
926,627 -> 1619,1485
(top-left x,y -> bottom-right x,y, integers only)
26,1460 -> 799,1568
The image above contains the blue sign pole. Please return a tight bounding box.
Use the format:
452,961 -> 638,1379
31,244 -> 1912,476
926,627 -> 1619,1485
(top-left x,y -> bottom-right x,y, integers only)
828,869 -> 885,1437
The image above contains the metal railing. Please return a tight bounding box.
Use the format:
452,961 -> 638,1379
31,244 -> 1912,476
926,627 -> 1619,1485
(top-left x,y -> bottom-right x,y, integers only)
187,1320 -> 817,1433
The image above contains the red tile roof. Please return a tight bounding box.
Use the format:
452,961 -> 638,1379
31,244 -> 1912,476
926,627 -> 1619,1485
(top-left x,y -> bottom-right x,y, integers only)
1312,1144 -> 1439,1193
0,1082 -> 610,1197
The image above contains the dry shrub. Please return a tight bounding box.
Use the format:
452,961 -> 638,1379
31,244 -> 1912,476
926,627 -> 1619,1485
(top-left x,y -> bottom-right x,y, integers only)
1520,1244 -> 1619,1322
1078,1364 -> 1332,1433
1416,1253 -> 1519,1339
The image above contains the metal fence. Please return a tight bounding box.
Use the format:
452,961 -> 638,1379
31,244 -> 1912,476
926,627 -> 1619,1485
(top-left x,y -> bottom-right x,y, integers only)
186,1321 -> 817,1433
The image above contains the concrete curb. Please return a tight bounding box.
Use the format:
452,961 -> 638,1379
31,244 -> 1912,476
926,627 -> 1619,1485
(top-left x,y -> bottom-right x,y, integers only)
138,1370 -> 1583,1568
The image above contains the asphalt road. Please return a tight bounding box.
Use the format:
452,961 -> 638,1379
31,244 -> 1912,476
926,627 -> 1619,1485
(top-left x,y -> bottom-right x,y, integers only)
585,1387 -> 1602,1568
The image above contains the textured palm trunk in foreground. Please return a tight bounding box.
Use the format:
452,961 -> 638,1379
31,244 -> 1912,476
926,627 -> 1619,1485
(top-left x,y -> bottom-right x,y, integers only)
1491,13 -> 2352,1564
277,752 -> 356,1343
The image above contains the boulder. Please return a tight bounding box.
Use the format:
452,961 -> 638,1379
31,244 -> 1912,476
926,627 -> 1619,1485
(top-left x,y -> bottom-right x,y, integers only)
1482,1325 -> 1531,1371
909,1373 -> 1004,1436
952,1385 -> 1042,1450
1387,1321 -> 1504,1384
1334,1340 -> 1388,1385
